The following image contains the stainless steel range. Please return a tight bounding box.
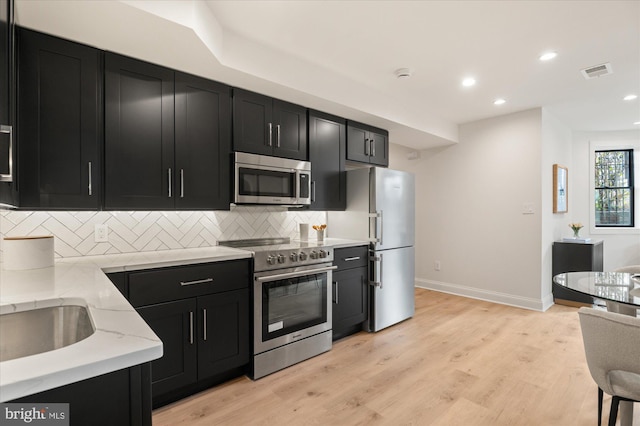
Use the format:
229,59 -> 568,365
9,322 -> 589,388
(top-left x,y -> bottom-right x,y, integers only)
219,237 -> 335,379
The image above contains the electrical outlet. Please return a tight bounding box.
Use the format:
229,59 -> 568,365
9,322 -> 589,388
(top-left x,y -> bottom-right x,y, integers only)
94,224 -> 109,243
434,260 -> 441,271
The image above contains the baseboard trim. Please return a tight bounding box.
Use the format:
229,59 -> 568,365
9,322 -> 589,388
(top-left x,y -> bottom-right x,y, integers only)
416,278 -> 553,312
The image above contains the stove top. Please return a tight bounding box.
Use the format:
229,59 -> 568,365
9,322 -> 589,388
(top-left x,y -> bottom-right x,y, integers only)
218,237 -> 334,271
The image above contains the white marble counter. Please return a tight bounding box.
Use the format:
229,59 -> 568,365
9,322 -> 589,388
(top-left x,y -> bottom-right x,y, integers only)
0,245 -> 252,402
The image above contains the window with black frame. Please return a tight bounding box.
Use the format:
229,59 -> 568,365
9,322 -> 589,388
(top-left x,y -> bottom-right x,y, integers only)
594,149 -> 634,227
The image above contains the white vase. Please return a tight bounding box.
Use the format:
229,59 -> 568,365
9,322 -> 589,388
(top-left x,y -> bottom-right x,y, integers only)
316,229 -> 324,242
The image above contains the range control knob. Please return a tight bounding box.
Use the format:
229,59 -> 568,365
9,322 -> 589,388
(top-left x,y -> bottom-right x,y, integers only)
319,249 -> 327,258
299,252 -> 308,261
290,252 -> 298,262
310,250 -> 318,259
266,255 -> 277,265
277,254 -> 286,264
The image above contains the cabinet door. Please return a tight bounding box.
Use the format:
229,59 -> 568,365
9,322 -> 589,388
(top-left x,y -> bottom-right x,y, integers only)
332,267 -> 368,336
197,289 -> 249,380
369,130 -> 389,167
175,72 -> 231,210
232,88 -> 273,156
346,124 -> 370,163
0,0 -> 16,206
273,99 -> 307,160
308,110 -> 345,210
105,53 -> 174,209
137,299 -> 198,398
18,28 -> 102,209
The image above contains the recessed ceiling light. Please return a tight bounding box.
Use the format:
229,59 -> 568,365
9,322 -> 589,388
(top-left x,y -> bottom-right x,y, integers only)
634,121 -> 640,125
539,51 -> 557,61
462,77 -> 476,87
494,98 -> 506,105
395,68 -> 412,79
623,94 -> 638,101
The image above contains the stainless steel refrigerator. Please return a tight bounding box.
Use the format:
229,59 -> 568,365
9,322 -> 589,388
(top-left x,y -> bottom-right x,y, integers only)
328,167 -> 415,332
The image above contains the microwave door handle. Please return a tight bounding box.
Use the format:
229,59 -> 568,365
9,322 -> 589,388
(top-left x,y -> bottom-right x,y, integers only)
295,169 -> 301,202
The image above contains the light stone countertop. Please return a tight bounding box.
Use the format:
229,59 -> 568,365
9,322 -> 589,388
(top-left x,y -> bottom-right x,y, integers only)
0,245 -> 252,402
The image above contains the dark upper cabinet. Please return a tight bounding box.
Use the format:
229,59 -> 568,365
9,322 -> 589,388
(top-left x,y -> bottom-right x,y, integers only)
105,53 -> 174,210
346,121 -> 388,167
233,88 -> 307,160
175,72 -> 231,210
105,54 -> 231,210
0,0 -> 16,205
17,28 -> 102,209
308,110 -> 346,211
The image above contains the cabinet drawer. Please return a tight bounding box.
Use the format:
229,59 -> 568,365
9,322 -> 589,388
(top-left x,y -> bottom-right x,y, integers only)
129,259 -> 250,307
333,245 -> 368,271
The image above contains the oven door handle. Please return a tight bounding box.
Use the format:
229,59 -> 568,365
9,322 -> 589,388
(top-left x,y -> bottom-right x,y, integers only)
256,265 -> 337,282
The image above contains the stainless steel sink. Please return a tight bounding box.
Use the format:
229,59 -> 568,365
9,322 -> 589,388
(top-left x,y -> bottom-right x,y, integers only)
0,305 -> 95,362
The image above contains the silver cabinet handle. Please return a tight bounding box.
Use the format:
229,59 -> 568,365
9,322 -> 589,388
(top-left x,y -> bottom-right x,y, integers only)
168,168 -> 172,198
0,125 -> 13,182
276,124 -> 281,147
268,122 -> 273,146
189,311 -> 194,345
203,308 -> 207,341
180,278 -> 214,286
343,256 -> 361,262
370,139 -> 376,157
88,162 -> 93,196
364,137 -> 369,156
333,281 -> 339,304
180,169 -> 184,198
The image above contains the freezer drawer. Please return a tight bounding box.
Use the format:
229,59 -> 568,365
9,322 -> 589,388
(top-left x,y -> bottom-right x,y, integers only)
367,246 -> 415,332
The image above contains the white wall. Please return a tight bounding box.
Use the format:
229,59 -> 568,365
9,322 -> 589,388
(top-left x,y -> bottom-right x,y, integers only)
390,108 -> 547,310
571,130 -> 640,269
541,109 -> 573,299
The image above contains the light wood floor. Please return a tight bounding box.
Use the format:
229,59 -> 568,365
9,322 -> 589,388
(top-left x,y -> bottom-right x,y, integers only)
153,289 -> 638,425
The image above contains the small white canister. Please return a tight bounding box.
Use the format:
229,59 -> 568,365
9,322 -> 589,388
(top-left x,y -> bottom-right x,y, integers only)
3,236 -> 55,270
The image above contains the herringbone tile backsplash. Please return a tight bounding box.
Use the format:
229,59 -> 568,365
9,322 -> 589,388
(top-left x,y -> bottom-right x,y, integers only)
0,207 -> 326,259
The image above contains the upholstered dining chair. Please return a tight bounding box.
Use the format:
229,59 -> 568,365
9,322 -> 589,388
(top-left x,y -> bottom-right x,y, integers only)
578,307 -> 640,426
615,265 -> 640,274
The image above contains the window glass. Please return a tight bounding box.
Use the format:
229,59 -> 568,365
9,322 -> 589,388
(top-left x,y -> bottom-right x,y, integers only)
594,149 -> 634,227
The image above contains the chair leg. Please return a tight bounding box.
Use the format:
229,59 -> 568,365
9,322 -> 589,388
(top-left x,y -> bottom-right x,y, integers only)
608,396 -> 620,426
598,388 -> 603,426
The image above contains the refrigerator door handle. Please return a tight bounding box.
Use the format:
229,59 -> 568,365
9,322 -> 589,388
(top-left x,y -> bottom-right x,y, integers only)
370,211 -> 383,245
369,253 -> 383,289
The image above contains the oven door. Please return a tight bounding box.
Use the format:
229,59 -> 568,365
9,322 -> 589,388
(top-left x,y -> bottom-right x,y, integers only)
254,263 -> 335,354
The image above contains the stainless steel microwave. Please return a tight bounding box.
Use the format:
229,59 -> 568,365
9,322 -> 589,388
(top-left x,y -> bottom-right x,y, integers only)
234,152 -> 311,206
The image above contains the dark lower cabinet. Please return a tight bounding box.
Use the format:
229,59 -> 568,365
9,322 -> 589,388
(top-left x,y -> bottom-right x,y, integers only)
11,363 -> 152,426
16,27 -> 102,209
126,259 -> 250,407
552,240 -> 604,304
308,110 -> 346,211
332,245 -> 369,340
137,299 -> 197,398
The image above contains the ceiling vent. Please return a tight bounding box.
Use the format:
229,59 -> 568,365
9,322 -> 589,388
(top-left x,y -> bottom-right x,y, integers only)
581,63 -> 613,79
